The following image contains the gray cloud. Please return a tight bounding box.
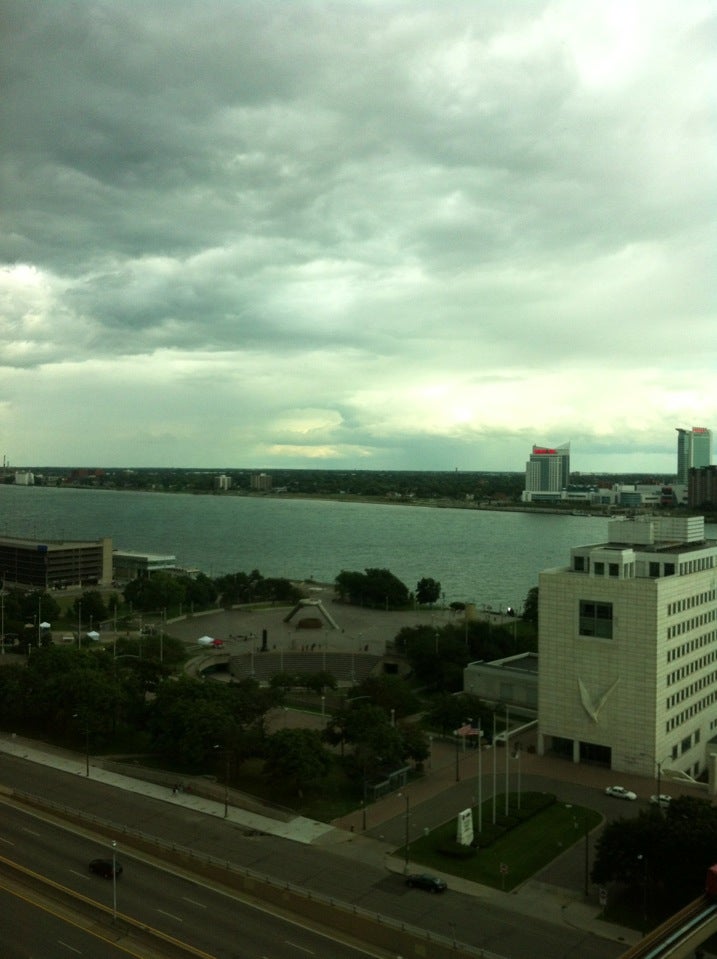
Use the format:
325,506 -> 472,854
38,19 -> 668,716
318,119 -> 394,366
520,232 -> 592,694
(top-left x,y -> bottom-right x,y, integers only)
0,0 -> 715,470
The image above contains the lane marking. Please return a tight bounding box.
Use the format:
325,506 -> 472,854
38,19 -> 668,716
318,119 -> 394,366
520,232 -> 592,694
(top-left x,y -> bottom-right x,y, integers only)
285,943 -> 315,955
57,940 -> 82,954
22,827 -> 41,837
0,837 -> 15,845
156,908 -> 183,922
182,896 -> 206,908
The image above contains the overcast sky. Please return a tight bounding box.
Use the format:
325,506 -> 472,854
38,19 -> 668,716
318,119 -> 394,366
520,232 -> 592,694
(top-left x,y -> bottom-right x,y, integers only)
1,1 -> 715,474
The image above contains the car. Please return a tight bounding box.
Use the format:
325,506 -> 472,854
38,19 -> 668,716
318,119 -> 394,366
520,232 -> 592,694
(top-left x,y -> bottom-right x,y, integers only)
650,793 -> 672,808
605,785 -> 637,801
89,858 -> 123,879
405,873 -> 447,893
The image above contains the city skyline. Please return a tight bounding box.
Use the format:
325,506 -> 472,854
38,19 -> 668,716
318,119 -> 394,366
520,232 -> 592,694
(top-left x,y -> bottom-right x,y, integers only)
1,1 -> 715,472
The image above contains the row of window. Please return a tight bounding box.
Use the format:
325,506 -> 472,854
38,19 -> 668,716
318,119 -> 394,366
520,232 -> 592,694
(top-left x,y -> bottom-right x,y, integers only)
667,652 -> 717,688
667,608 -> 717,639
667,670 -> 717,710
678,556 -> 715,575
666,630 -> 717,663
667,590 -> 716,616
666,688 -> 716,732
670,728 -> 700,760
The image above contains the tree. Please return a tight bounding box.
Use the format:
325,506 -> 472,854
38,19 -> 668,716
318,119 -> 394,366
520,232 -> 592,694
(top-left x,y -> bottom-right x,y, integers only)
147,675 -> 279,768
72,590 -> 107,626
522,586 -> 539,627
416,577 -> 441,606
395,624 -> 470,692
350,674 -> 420,719
399,722 -> 430,766
423,692 -> 488,735
334,568 -> 409,609
591,797 -> 717,916
263,728 -> 332,796
123,572 -> 186,614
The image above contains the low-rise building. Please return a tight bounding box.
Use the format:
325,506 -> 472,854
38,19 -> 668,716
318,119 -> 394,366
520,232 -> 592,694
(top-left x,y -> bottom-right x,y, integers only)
0,536 -> 112,588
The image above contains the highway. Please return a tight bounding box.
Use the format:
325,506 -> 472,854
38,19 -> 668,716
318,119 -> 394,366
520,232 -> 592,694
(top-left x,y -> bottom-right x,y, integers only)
0,803 -> 382,959
0,751 -> 627,959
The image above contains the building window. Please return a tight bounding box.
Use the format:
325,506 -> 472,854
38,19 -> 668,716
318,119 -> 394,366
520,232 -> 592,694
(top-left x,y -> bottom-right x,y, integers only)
649,562 -> 660,577
574,556 -> 585,572
579,601 -> 613,639
609,563 -> 619,577
681,735 -> 691,755
594,562 -> 604,576
664,563 -> 675,576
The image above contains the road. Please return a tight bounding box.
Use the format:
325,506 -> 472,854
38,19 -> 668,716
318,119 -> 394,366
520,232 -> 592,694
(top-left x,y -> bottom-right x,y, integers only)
0,749 -> 630,959
0,801 -> 387,959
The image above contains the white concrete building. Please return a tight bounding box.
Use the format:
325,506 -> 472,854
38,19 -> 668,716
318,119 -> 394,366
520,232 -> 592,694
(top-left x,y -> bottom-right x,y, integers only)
538,516 -> 717,782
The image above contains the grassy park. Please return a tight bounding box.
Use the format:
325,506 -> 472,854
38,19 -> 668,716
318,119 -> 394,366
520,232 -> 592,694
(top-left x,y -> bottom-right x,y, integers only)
401,792 -> 602,891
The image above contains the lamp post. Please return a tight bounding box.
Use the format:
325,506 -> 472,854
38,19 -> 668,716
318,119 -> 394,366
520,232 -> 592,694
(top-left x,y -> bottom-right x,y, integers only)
401,792 -> 411,873
1,573 -> 5,656
73,712 -> 90,777
637,854 -> 648,934
477,718 -> 483,834
492,712 -> 497,825
112,840 -> 118,921
504,706 -> 510,816
214,744 -> 230,818
513,744 -> 521,811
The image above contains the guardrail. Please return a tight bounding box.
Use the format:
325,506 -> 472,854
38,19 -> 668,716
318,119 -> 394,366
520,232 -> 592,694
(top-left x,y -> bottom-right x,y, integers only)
9,789 -> 509,959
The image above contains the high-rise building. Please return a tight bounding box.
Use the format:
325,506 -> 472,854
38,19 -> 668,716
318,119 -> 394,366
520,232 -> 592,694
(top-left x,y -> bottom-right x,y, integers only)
521,443 -> 570,503
676,427 -> 712,484
537,515 -> 717,781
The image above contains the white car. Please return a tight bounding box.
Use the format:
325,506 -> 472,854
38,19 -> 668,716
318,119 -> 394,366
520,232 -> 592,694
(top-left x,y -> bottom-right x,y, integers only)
649,794 -> 671,808
605,785 -> 637,801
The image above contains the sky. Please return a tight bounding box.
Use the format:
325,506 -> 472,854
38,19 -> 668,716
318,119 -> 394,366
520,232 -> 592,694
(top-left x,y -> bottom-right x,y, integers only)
1,0 -> 715,474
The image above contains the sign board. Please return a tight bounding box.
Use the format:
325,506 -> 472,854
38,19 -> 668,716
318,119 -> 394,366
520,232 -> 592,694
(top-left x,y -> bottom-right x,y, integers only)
456,808 -> 474,847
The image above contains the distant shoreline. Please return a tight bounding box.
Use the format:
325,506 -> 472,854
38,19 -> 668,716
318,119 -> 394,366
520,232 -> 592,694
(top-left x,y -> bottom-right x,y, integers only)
42,483 -> 709,521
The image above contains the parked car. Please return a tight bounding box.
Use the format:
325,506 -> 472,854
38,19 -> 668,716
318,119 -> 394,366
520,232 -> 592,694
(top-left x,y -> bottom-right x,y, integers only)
89,858 -> 122,878
405,873 -> 447,893
649,793 -> 672,808
605,785 -> 637,801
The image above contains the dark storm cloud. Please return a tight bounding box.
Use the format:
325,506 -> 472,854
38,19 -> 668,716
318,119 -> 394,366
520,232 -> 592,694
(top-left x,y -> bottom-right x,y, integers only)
0,0 -> 714,468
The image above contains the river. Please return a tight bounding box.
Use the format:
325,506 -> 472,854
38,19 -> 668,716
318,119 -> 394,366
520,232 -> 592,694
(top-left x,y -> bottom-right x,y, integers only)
2,485 -> 710,609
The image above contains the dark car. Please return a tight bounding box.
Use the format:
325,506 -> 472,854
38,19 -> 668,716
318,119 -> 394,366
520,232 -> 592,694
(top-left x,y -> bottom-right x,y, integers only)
405,873 -> 447,893
89,858 -> 122,879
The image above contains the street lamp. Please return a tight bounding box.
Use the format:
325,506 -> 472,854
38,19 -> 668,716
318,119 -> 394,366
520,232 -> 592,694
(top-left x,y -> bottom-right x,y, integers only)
214,744 -> 230,818
512,744 -> 521,811
112,840 -> 118,921
73,712 -> 90,777
637,854 -> 648,934
400,791 -> 411,873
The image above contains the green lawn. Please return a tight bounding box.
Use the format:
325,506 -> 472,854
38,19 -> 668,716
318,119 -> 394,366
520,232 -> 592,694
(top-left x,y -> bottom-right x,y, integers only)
402,793 -> 602,891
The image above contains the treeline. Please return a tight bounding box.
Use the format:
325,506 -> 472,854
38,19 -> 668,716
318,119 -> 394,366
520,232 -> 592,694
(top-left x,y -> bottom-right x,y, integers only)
34,466 -> 527,502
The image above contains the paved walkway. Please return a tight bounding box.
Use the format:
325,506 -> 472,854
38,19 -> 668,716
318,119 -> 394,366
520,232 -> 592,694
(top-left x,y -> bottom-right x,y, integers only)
4,726 -> 701,952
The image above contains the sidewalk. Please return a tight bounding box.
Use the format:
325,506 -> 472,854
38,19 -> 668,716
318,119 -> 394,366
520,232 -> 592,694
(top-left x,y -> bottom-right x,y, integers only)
0,729 -> 652,950
5,725 -> 691,949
